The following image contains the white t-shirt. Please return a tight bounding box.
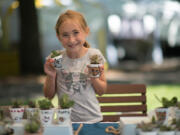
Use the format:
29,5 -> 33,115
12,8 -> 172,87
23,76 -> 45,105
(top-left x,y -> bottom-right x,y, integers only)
53,48 -> 106,123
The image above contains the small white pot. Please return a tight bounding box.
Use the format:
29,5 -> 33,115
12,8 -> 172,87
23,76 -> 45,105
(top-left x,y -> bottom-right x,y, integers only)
139,130 -> 158,135
56,108 -> 71,125
88,64 -> 102,78
158,131 -> 175,135
155,108 -> 169,124
9,107 -> 24,123
39,109 -> 54,126
26,108 -> 39,120
53,55 -> 62,69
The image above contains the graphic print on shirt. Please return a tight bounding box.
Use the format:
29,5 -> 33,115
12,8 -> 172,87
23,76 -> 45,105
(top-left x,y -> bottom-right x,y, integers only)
61,71 -> 88,95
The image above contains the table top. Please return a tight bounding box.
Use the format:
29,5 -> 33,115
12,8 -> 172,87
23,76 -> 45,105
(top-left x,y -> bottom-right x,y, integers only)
72,122 -> 119,135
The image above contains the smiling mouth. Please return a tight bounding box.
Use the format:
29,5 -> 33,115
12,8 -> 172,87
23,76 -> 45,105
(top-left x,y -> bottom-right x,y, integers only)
68,42 -> 79,48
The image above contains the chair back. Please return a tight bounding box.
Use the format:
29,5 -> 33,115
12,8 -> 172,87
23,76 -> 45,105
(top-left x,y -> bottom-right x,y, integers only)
97,84 -> 147,122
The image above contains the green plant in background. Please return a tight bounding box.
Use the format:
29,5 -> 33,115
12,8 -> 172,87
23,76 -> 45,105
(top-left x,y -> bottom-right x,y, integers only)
159,125 -> 174,131
38,98 -> 53,110
24,112 -> 41,134
154,95 -> 178,108
59,94 -> 74,109
51,50 -> 62,58
27,100 -> 36,108
11,100 -> 23,108
137,116 -> 157,132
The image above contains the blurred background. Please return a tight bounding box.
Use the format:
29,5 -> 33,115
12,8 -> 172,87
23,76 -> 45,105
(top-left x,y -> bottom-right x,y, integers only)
0,0 -> 180,112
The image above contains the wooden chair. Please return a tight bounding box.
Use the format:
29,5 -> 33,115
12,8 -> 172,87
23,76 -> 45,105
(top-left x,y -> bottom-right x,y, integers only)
97,84 -> 147,122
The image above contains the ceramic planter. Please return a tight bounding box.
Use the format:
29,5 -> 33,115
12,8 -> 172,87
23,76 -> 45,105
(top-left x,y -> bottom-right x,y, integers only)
139,130 -> 158,135
26,108 -> 39,120
9,107 -> 24,123
39,109 -> 54,126
56,108 -> 71,125
53,55 -> 62,69
88,64 -> 102,78
155,108 -> 169,124
158,131 -> 175,135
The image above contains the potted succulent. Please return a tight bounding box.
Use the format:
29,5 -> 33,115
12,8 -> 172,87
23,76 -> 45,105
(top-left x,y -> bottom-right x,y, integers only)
9,100 -> 25,123
50,50 -> 63,69
158,125 -> 175,135
26,100 -> 39,120
155,95 -> 178,125
137,116 -> 158,135
24,112 -> 42,135
88,54 -> 102,78
38,98 -> 54,126
57,94 -> 74,125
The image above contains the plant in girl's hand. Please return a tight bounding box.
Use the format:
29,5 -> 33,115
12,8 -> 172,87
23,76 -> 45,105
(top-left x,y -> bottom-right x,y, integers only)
51,50 -> 62,58
89,54 -> 101,64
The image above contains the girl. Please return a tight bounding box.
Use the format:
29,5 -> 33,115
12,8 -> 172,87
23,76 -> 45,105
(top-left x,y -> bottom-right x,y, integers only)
43,10 -> 107,122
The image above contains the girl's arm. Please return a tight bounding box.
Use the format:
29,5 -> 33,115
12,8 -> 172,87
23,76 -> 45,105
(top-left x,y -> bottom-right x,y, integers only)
43,59 -> 57,99
90,65 -> 107,96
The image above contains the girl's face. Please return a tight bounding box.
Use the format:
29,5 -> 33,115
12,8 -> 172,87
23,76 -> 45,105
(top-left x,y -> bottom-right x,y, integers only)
57,19 -> 89,54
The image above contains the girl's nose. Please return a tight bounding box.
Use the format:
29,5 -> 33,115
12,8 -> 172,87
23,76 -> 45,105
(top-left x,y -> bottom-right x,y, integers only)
69,35 -> 75,42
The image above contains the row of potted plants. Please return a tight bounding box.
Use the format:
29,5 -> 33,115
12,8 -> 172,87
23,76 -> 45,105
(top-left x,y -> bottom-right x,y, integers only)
0,94 -> 74,135
137,116 -> 180,135
137,96 -> 180,135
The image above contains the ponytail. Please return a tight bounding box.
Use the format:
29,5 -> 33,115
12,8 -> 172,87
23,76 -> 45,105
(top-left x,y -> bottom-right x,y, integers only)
83,41 -> 90,48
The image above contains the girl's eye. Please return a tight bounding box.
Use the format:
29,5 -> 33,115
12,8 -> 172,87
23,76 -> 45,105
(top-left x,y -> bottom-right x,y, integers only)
74,31 -> 79,35
62,34 -> 68,37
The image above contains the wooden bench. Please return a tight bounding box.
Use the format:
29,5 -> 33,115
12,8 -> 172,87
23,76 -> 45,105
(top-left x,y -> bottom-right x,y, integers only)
97,84 -> 147,122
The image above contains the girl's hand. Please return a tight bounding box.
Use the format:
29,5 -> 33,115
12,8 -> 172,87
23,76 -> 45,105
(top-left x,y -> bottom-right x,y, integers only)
44,59 -> 56,77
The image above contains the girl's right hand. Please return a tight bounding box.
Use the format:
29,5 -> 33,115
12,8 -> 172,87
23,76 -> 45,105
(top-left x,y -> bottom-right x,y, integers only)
44,59 -> 56,77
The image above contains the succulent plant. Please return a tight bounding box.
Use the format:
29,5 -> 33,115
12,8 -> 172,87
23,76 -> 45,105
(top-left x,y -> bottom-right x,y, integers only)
27,100 -> 36,108
59,94 -> 74,109
90,54 -> 101,64
51,50 -> 62,58
159,125 -> 174,131
154,95 -> 178,108
38,98 -> 53,110
11,100 -> 23,108
137,120 -> 157,132
25,112 -> 41,133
